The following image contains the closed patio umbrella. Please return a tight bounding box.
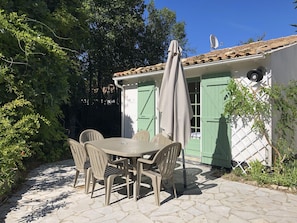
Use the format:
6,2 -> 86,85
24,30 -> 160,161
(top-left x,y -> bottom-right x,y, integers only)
158,40 -> 193,188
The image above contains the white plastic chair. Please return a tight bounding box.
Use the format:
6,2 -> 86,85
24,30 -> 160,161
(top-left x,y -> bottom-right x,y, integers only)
68,138 -> 90,193
130,130 -> 151,171
136,142 -> 182,206
79,129 -> 104,144
142,133 -> 172,160
132,130 -> 150,142
151,133 -> 172,146
85,143 -> 130,206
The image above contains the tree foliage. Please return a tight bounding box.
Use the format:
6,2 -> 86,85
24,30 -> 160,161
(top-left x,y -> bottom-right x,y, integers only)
0,8 -> 72,196
0,0 -> 189,197
0,0 -> 188,156
83,0 -> 189,100
0,6 -> 74,163
141,0 -> 188,64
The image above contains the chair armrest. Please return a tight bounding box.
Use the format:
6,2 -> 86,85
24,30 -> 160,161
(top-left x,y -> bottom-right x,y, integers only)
110,157 -> 128,165
109,158 -> 129,172
137,157 -> 154,165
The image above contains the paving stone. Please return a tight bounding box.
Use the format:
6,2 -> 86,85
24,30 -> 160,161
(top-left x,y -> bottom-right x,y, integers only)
1,159 -> 297,223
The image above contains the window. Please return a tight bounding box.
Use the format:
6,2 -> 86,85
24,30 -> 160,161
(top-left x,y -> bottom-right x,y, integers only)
188,78 -> 200,139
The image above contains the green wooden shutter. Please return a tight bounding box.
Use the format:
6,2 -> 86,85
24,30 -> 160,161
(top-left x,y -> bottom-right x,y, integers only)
201,74 -> 231,168
137,82 -> 155,139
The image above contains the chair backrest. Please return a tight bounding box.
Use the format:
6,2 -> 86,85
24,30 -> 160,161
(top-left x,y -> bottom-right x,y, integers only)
85,143 -> 109,180
68,138 -> 88,171
79,129 -> 104,144
151,133 -> 172,146
132,130 -> 150,142
152,142 -> 182,179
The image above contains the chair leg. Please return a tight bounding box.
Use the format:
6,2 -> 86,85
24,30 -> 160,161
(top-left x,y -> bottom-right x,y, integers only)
105,175 -> 117,206
85,168 -> 92,194
136,171 -> 142,200
151,175 -> 161,206
156,176 -> 162,206
74,170 -> 79,187
126,173 -> 130,199
91,176 -> 96,198
171,178 -> 177,198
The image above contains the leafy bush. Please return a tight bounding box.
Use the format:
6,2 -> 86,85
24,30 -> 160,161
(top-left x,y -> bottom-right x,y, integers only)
0,10 -> 74,199
0,98 -> 48,197
245,160 -> 297,188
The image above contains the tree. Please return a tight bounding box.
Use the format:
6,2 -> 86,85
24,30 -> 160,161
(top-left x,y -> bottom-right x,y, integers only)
0,1 -> 81,161
0,0 -> 190,160
83,0 -> 189,104
82,0 -> 146,90
0,9 -> 72,196
141,0 -> 189,65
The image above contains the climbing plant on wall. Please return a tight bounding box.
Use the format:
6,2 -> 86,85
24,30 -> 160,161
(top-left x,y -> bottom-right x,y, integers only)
224,79 -> 297,168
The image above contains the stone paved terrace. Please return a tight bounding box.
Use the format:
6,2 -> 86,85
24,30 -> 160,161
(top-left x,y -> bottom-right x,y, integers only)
1,159 -> 297,223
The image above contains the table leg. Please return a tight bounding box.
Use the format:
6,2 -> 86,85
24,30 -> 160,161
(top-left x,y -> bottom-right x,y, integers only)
130,157 -> 138,201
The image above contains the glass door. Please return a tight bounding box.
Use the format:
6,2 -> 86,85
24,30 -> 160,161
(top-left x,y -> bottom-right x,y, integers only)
185,78 -> 201,157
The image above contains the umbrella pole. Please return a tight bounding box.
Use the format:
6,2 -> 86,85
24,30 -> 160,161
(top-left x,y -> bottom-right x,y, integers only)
182,149 -> 187,188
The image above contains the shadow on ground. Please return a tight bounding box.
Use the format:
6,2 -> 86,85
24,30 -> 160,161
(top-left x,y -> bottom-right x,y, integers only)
0,159 -> 222,220
0,160 -> 76,222
137,161 -> 220,205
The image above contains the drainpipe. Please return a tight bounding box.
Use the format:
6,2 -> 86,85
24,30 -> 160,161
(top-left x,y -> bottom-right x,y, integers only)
113,79 -> 124,90
113,79 -> 125,137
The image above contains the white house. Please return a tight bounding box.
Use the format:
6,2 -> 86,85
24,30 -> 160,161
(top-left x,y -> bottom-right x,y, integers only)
112,35 -> 297,169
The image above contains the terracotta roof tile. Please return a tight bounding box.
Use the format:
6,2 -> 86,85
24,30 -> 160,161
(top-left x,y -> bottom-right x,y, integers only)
113,35 -> 297,78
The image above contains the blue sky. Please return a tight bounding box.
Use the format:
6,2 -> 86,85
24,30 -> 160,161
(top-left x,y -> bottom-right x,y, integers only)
151,0 -> 297,56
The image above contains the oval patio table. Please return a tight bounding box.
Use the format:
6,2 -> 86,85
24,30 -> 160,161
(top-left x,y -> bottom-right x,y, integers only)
87,137 -> 164,200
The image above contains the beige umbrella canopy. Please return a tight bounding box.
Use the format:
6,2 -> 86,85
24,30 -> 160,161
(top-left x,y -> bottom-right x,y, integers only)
158,40 -> 193,149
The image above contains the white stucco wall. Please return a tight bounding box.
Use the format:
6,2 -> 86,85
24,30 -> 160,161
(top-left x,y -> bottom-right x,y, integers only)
122,85 -> 138,138
270,45 -> 297,154
270,44 -> 297,84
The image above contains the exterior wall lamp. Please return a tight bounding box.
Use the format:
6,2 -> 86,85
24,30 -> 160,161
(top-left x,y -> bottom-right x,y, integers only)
247,66 -> 266,82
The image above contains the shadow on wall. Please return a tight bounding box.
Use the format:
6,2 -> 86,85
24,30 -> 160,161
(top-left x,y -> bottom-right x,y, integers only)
123,115 -> 134,138
212,114 -> 231,168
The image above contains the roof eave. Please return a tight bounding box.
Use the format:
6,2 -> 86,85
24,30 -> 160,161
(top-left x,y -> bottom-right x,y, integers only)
184,53 -> 266,71
113,54 -> 266,82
